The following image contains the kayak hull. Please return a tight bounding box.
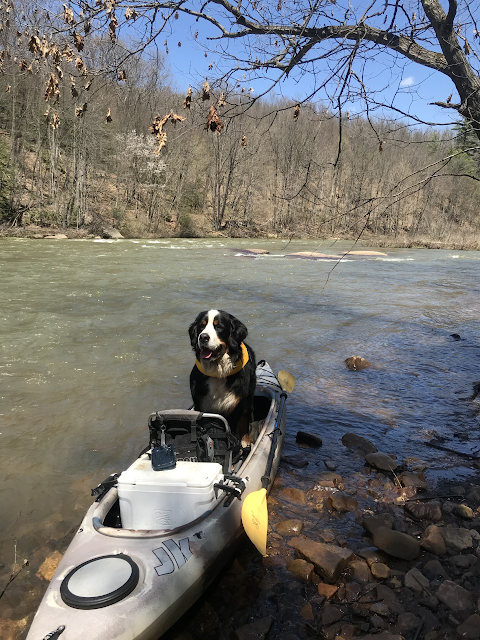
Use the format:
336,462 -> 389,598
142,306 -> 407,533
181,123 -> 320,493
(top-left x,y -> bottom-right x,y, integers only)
26,362 -> 286,640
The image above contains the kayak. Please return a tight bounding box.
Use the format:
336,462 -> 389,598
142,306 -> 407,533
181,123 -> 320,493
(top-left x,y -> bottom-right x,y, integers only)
26,361 -> 288,640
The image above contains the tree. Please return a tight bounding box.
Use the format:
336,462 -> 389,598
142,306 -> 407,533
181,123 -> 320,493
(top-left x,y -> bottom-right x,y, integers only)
24,0 -> 480,142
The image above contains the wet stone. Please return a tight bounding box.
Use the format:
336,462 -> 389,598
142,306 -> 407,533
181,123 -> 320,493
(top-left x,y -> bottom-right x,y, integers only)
419,595 -> 440,611
348,560 -> 372,583
278,487 -> 307,506
456,614 -> 480,639
436,580 -> 475,612
421,524 -> 447,555
345,356 -> 371,371
341,432 -> 378,455
372,526 -> 420,561
440,527 -> 474,552
327,492 -> 358,513
362,513 -> 394,534
404,567 -> 430,592
400,471 -> 428,490
324,460 -> 338,471
288,537 -> 354,583
359,547 -> 387,566
281,455 -> 309,469
395,612 -> 421,633
276,519 -> 304,536
235,616 -> 274,640
322,603 -> 347,625
317,582 -> 339,599
404,501 -> 442,521
371,563 -> 390,580
424,559 -> 450,580
300,602 -> 314,620
448,554 -> 473,568
286,558 -> 314,582
295,431 -> 322,448
369,602 -> 391,617
375,584 -> 405,615
365,452 -> 397,472
453,504 -> 475,519
344,582 -> 362,602
358,632 -> 404,640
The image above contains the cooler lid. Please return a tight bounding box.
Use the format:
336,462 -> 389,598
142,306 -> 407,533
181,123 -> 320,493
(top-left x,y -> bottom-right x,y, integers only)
118,459 -> 223,488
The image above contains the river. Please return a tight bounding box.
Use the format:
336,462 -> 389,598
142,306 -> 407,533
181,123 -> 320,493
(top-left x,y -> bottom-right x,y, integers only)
1,237 -> 480,637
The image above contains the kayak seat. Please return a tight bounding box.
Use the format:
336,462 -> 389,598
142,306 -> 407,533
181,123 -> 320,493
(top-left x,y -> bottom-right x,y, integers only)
148,410 -> 238,473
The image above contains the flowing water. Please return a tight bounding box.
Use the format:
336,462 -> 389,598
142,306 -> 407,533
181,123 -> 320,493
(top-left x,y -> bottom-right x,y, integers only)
1,237 -> 480,636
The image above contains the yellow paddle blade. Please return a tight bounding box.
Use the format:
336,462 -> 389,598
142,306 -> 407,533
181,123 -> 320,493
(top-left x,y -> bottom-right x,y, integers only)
241,488 -> 268,556
278,370 -> 295,394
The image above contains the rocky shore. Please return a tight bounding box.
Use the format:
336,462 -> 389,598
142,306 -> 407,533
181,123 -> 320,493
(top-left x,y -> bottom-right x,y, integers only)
240,432 -> 480,640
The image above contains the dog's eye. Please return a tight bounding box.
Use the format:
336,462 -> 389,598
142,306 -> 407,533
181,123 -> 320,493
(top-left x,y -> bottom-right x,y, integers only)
213,320 -> 218,327
201,319 -> 207,326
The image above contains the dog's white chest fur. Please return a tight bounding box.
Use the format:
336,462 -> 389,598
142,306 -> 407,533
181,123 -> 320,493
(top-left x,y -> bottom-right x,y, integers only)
199,377 -> 240,415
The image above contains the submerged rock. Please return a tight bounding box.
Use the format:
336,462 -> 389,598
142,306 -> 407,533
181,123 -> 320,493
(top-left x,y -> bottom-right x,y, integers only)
288,537 -> 354,583
295,431 -> 323,448
365,452 -> 397,472
286,558 -> 314,582
345,356 -> 371,371
278,487 -> 307,506
400,471 -> 428,490
341,432 -> 377,454
276,519 -> 304,535
326,492 -> 358,513
235,615 -> 273,640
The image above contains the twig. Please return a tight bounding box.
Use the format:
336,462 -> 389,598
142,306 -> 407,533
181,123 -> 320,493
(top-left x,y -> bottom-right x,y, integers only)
412,616 -> 424,640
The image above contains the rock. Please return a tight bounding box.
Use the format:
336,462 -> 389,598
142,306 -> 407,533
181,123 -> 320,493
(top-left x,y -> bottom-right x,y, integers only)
453,504 -> 474,519
0,618 -> 28,640
362,513 -> 394,534
44,233 -> 68,239
345,356 -> 371,371
372,526 -> 420,560
448,554 -> 473,568
421,524 -> 447,555
424,559 -> 450,580
400,471 -> 428,490
287,251 -> 342,260
36,551 -> 63,581
440,527 -> 474,552
336,624 -> 358,640
419,595 -> 440,611
357,632 -> 403,640
467,486 -> 480,503
278,487 -> 307,506
245,248 -> 270,254
436,580 -> 474,612
324,460 -> 338,471
317,583 -> 339,599
288,537 -> 354,583
286,558 -> 314,582
404,501 -> 442,521
369,602 -> 391,617
456,614 -> 480,638
371,563 -> 391,579
451,333 -> 462,341
395,612 -> 421,633
300,603 -> 314,620
276,519 -> 304,535
327,492 -> 358,513
365,452 -> 397,472
375,584 -> 405,615
295,431 -> 322,447
345,582 -> 362,602
359,547 -> 387,566
341,433 -> 377,454
235,616 -> 273,640
348,560 -> 372,583
102,226 -> 124,239
281,455 -> 309,469
322,603 -> 348,625
404,567 -> 430,592
317,472 -> 344,487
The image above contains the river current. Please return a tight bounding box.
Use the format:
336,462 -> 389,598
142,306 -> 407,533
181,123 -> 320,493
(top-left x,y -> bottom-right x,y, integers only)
1,237 -> 480,636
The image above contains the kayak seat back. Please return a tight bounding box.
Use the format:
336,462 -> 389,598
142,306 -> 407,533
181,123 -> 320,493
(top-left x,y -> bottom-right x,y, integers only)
148,410 -> 238,473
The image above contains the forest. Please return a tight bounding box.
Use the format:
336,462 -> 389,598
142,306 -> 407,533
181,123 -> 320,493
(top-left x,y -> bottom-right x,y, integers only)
0,3 -> 480,247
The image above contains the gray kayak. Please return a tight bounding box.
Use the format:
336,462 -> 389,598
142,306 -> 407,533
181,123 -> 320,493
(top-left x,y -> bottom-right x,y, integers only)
26,362 -> 287,640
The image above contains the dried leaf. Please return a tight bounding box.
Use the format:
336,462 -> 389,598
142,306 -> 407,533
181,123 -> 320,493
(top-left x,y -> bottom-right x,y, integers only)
202,80 -> 210,101
464,40 -> 471,55
109,13 -> 118,41
217,92 -> 226,108
105,108 -> 112,123
73,31 -> 84,51
118,69 -> 126,81
84,80 -> 92,91
62,45 -> 74,62
241,135 -> 247,148
378,140 -> 384,152
446,93 -> 452,103
293,104 -> 300,120
150,111 -> 186,153
125,7 -> 137,20
184,86 -> 192,109
206,105 -> 223,133
44,73 -> 59,103
6,84 -> 11,92
62,4 -> 74,24
75,56 -> 84,71
51,112 -> 60,129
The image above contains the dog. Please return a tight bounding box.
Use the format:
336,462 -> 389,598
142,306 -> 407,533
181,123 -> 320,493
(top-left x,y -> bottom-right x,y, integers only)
188,310 -> 256,443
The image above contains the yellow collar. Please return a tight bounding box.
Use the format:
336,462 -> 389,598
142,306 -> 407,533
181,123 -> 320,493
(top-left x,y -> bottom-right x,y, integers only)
196,343 -> 249,378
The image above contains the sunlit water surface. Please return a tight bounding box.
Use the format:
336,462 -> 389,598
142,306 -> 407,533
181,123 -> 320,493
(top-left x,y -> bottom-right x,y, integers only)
1,238 -> 479,636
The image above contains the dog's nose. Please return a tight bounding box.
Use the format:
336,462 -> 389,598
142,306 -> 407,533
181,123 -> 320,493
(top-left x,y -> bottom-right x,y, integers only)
199,333 -> 209,343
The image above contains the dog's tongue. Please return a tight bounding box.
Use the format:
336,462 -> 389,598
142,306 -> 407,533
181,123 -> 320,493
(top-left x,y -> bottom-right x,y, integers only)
201,348 -> 213,359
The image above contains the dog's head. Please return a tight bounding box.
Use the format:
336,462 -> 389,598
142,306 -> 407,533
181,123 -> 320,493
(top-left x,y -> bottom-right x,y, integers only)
188,310 -> 248,362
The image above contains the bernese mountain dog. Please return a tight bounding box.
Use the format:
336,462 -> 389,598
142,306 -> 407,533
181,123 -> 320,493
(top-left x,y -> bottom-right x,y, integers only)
188,310 -> 256,443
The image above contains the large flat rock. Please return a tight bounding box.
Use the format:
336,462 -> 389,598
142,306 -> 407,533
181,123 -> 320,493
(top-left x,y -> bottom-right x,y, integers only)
288,537 -> 354,583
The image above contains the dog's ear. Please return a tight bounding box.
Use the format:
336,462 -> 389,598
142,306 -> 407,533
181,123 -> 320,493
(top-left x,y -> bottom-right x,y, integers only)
188,311 -> 206,350
228,314 -> 248,351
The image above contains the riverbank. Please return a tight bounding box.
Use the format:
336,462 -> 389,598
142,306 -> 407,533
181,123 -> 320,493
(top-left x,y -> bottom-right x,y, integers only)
1,224 -> 480,251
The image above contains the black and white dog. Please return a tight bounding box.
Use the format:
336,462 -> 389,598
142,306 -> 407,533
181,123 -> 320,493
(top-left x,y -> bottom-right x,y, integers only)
188,310 -> 256,443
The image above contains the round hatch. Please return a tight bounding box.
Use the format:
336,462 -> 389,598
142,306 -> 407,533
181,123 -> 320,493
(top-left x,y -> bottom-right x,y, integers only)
60,554 -> 139,609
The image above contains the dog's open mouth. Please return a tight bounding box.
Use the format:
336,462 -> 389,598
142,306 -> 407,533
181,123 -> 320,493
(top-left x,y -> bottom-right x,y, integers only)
200,346 -> 222,360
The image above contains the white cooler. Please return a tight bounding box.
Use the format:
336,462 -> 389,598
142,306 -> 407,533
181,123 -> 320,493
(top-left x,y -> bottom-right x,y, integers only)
117,459 -> 223,530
